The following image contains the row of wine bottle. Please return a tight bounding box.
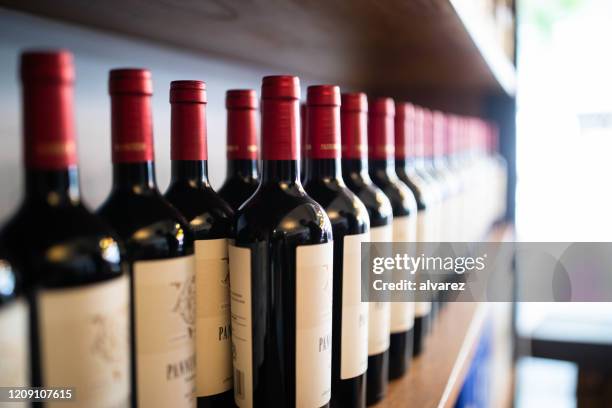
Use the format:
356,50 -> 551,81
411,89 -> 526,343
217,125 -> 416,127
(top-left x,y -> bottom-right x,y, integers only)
0,50 -> 506,408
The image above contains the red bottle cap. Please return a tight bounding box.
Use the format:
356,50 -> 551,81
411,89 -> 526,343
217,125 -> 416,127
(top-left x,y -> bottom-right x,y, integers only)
226,89 -> 258,109
20,50 -> 77,170
262,75 -> 300,99
170,80 -> 207,103
395,101 -> 416,160
226,89 -> 258,160
109,68 -> 154,163
432,110 -> 446,159
341,93 -> 368,160
421,108 -> 434,158
261,75 -> 300,160
368,97 -> 395,160
305,85 -> 341,159
170,80 -> 207,161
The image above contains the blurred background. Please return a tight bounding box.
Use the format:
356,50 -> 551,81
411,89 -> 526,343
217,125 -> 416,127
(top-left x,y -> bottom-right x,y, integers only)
0,0 -> 610,407
516,0 -> 612,407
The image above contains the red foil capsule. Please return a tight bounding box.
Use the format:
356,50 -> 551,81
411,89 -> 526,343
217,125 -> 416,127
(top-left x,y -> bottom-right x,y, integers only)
170,80 -> 207,161
21,50 -> 77,170
367,97 -> 395,160
226,89 -> 258,160
421,108 -> 434,159
432,110 -> 446,160
340,93 -> 368,160
305,85 -> 341,159
300,103 -> 307,161
261,75 -> 300,161
394,101 -> 417,160
109,68 -> 154,163
413,106 -> 425,159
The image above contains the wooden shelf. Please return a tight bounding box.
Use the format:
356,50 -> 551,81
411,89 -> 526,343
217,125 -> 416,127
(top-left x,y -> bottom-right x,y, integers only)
375,302 -> 489,408
375,223 -> 514,408
0,0 -> 515,107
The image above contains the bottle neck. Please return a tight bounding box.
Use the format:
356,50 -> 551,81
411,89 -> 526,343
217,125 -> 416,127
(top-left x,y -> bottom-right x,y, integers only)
226,159 -> 259,180
24,167 -> 80,206
262,160 -> 300,184
170,160 -> 210,187
305,157 -> 342,182
342,157 -> 370,180
395,157 -> 414,175
112,161 -> 157,193
369,157 -> 395,176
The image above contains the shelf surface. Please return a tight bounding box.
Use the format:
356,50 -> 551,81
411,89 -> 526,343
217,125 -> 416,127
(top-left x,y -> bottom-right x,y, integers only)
0,0 -> 515,99
374,302 -> 488,408
374,223 -> 513,408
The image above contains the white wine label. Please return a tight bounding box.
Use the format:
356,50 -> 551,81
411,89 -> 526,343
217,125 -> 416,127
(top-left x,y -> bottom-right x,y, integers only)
38,275 -> 130,408
133,256 -> 196,408
228,245 -> 252,408
0,298 -> 29,394
391,216 -> 416,333
340,233 -> 369,380
368,225 -> 391,355
296,242 -> 334,407
194,239 -> 232,397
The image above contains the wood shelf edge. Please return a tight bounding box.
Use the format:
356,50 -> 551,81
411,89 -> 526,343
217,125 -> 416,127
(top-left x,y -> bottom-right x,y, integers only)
448,0 -> 517,96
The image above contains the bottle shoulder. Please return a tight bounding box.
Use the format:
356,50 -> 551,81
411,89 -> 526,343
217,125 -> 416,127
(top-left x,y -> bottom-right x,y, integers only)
234,183 -> 333,245
0,202 -> 124,288
218,177 -> 260,210
0,251 -> 23,304
342,172 -> 393,228
97,189 -> 194,261
370,169 -> 417,218
397,170 -> 437,210
164,183 -> 234,240
303,178 -> 369,235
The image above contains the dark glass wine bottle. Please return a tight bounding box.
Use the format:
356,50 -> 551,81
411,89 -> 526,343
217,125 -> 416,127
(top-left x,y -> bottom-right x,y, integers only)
302,85 -> 370,408
0,248 -> 28,389
0,51 -> 129,406
367,97 -> 417,380
394,102 -> 440,356
340,93 -> 393,406
163,81 -> 234,407
97,69 -> 195,408
229,76 -> 334,408
218,89 -> 260,210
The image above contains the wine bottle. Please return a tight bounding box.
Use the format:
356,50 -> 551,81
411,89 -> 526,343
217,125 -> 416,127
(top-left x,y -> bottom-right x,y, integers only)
301,102 -> 308,181
163,81 -> 234,407
97,69 -> 196,408
340,92 -> 393,405
0,50 -> 129,406
394,102 -> 439,355
302,85 -> 370,408
218,89 -> 260,210
0,249 -> 28,390
229,75 -> 334,408
367,97 -> 417,380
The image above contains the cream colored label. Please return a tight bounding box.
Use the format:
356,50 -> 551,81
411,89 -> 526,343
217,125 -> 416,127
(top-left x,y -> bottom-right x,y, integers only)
340,233 -> 369,379
194,239 -> 232,397
228,245 -> 252,408
368,225 -> 391,355
391,216 -> 416,333
296,242 -> 334,407
38,275 -> 130,408
134,256 -> 196,408
0,298 -> 29,395
230,242 -> 333,408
